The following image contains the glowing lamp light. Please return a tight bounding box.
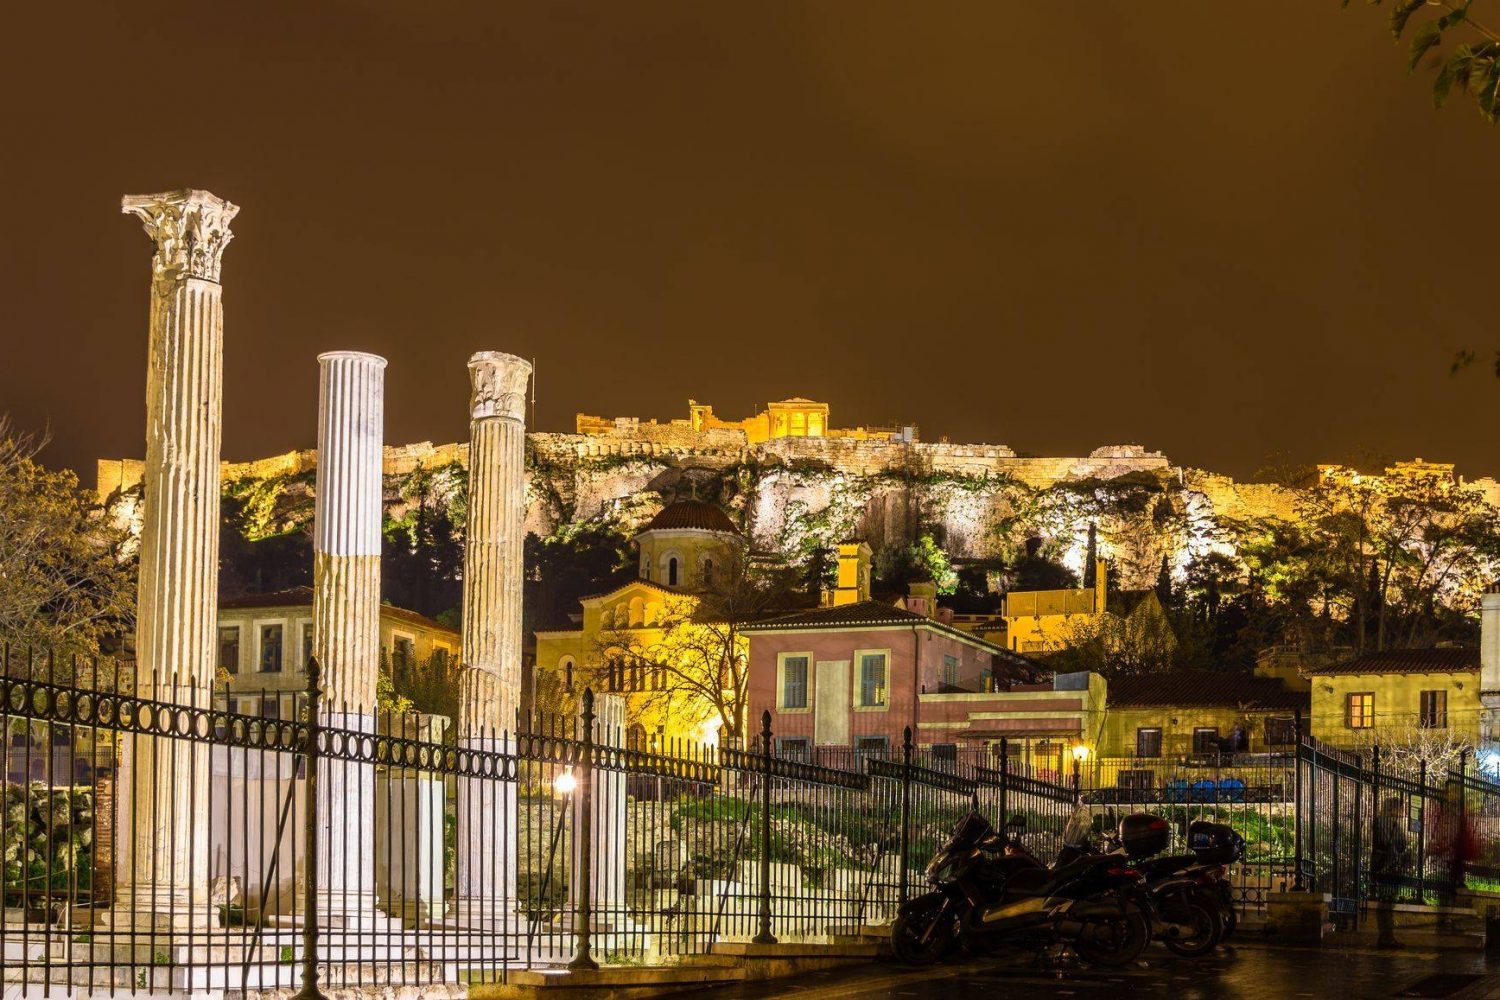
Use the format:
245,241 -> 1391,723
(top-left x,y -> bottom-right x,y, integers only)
700,721 -> 721,748
554,767 -> 577,796
1482,752 -> 1500,776
1071,744 -> 1091,763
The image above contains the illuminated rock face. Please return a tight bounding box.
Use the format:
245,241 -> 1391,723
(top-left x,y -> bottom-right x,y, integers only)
116,189 -> 237,928
312,350 -> 388,926
451,351 -> 531,927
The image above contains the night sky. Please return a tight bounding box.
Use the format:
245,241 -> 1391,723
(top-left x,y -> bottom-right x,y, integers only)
2,2 -> 1496,482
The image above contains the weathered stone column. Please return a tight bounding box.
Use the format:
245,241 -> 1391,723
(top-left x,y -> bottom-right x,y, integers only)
312,350 -> 388,927
450,351 -> 531,928
115,189 -> 237,929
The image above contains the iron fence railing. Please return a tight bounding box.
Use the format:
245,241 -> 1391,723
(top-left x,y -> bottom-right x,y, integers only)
10,648 -> 1500,991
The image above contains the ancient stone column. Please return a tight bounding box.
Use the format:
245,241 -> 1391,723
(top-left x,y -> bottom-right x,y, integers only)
450,351 -> 531,928
312,350 -> 388,926
115,189 -> 237,929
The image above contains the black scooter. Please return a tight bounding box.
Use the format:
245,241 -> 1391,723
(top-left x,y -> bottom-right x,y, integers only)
890,811 -> 1154,967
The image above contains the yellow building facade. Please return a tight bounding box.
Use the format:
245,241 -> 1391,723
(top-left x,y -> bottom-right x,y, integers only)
533,500 -> 748,746
1303,647 -> 1482,747
576,398 -> 900,445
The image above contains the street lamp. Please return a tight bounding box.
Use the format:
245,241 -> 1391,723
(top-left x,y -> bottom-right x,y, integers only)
1071,743 -> 1090,763
554,765 -> 577,796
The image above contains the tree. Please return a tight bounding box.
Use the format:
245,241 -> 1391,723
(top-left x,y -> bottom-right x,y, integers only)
1048,603 -> 1178,678
383,464 -> 465,621
1082,522 -> 1098,588
593,554 -> 796,745
1154,554 -> 1174,610
874,534 -> 958,594
1351,0 -> 1500,124
0,421 -> 134,655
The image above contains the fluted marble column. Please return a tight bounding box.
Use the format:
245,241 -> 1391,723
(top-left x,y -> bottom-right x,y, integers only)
115,189 -> 237,929
312,351 -> 388,927
450,351 -> 531,927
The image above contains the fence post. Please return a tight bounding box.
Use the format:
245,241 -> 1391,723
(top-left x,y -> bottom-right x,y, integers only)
293,658 -> 324,1000
1292,708 -> 1303,891
898,726 -> 913,907
1418,759 -> 1428,903
568,690 -> 599,971
1353,752 -> 1364,930
999,737 -> 1009,825
1458,749 -> 1470,893
752,710 -> 778,945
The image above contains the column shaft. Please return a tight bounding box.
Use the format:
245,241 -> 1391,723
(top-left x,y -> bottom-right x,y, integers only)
116,190 -> 237,929
451,351 -> 531,926
312,351 -> 387,925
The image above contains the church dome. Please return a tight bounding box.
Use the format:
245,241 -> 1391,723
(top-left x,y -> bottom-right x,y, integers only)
644,500 -> 739,535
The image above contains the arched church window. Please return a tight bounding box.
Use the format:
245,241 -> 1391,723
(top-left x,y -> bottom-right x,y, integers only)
702,558 -> 714,585
561,656 -> 575,692
668,557 -> 679,587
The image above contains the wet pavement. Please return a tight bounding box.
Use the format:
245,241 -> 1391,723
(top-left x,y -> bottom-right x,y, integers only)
681,942 -> 1500,999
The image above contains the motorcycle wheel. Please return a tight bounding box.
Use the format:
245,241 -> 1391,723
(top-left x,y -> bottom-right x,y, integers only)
1220,903 -> 1238,941
1074,902 -> 1150,967
1161,898 -> 1222,957
890,895 -> 956,966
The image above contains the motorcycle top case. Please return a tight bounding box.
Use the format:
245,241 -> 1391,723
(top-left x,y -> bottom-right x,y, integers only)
1187,820 -> 1245,864
1118,813 -> 1171,858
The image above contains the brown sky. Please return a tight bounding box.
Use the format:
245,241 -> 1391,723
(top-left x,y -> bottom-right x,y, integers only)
1,2 -> 1495,482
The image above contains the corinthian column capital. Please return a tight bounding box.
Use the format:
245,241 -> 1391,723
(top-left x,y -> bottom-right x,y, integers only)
121,189 -> 239,283
468,351 -> 532,422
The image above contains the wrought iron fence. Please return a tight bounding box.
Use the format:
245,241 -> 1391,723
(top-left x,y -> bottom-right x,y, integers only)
1,652 -> 1084,995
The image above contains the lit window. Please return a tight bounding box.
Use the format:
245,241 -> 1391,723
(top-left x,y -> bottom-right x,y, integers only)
1420,690 -> 1447,729
780,655 -> 809,710
1346,693 -> 1375,729
858,653 -> 888,708
259,624 -> 283,673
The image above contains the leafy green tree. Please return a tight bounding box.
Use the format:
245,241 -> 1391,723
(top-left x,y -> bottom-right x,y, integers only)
0,421 -> 134,654
874,534 -> 959,594
524,522 -> 635,633
1351,0 -> 1500,123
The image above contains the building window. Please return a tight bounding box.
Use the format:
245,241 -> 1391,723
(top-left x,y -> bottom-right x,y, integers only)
942,655 -> 959,690
778,737 -> 810,759
259,624 -> 283,673
1135,728 -> 1162,758
702,558 -> 714,585
856,652 -> 888,709
931,743 -> 958,764
262,697 -> 281,721
778,654 -> 810,710
1420,690 -> 1448,729
1265,717 -> 1296,747
1193,727 -> 1220,755
218,626 -> 240,675
560,657 -> 575,692
393,634 -> 416,669
1119,769 -> 1155,790
301,622 -> 314,671
667,557 -> 679,587
1346,692 -> 1375,729
856,735 -> 889,753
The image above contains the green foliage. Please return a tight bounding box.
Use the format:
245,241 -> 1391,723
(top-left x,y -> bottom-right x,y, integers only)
524,522 -> 635,632
0,421 -> 134,652
875,534 -> 959,594
1352,0 -> 1500,123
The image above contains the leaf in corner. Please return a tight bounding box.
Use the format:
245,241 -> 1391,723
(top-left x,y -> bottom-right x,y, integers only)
1409,20 -> 1444,73
1435,47 -> 1471,108
1391,0 -> 1431,38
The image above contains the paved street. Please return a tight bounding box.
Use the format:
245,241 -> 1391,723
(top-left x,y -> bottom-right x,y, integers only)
683,943 -> 1500,999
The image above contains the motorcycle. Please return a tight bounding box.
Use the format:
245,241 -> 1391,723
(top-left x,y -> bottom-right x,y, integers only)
1057,813 -> 1223,957
1145,820 -> 1245,943
890,810 -> 1157,967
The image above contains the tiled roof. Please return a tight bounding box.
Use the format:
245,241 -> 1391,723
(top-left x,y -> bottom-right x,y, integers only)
1108,671 -> 1308,712
1308,646 -> 1480,676
643,501 -> 739,535
742,599 -> 1042,673
219,587 -> 458,638
741,599 -> 927,629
